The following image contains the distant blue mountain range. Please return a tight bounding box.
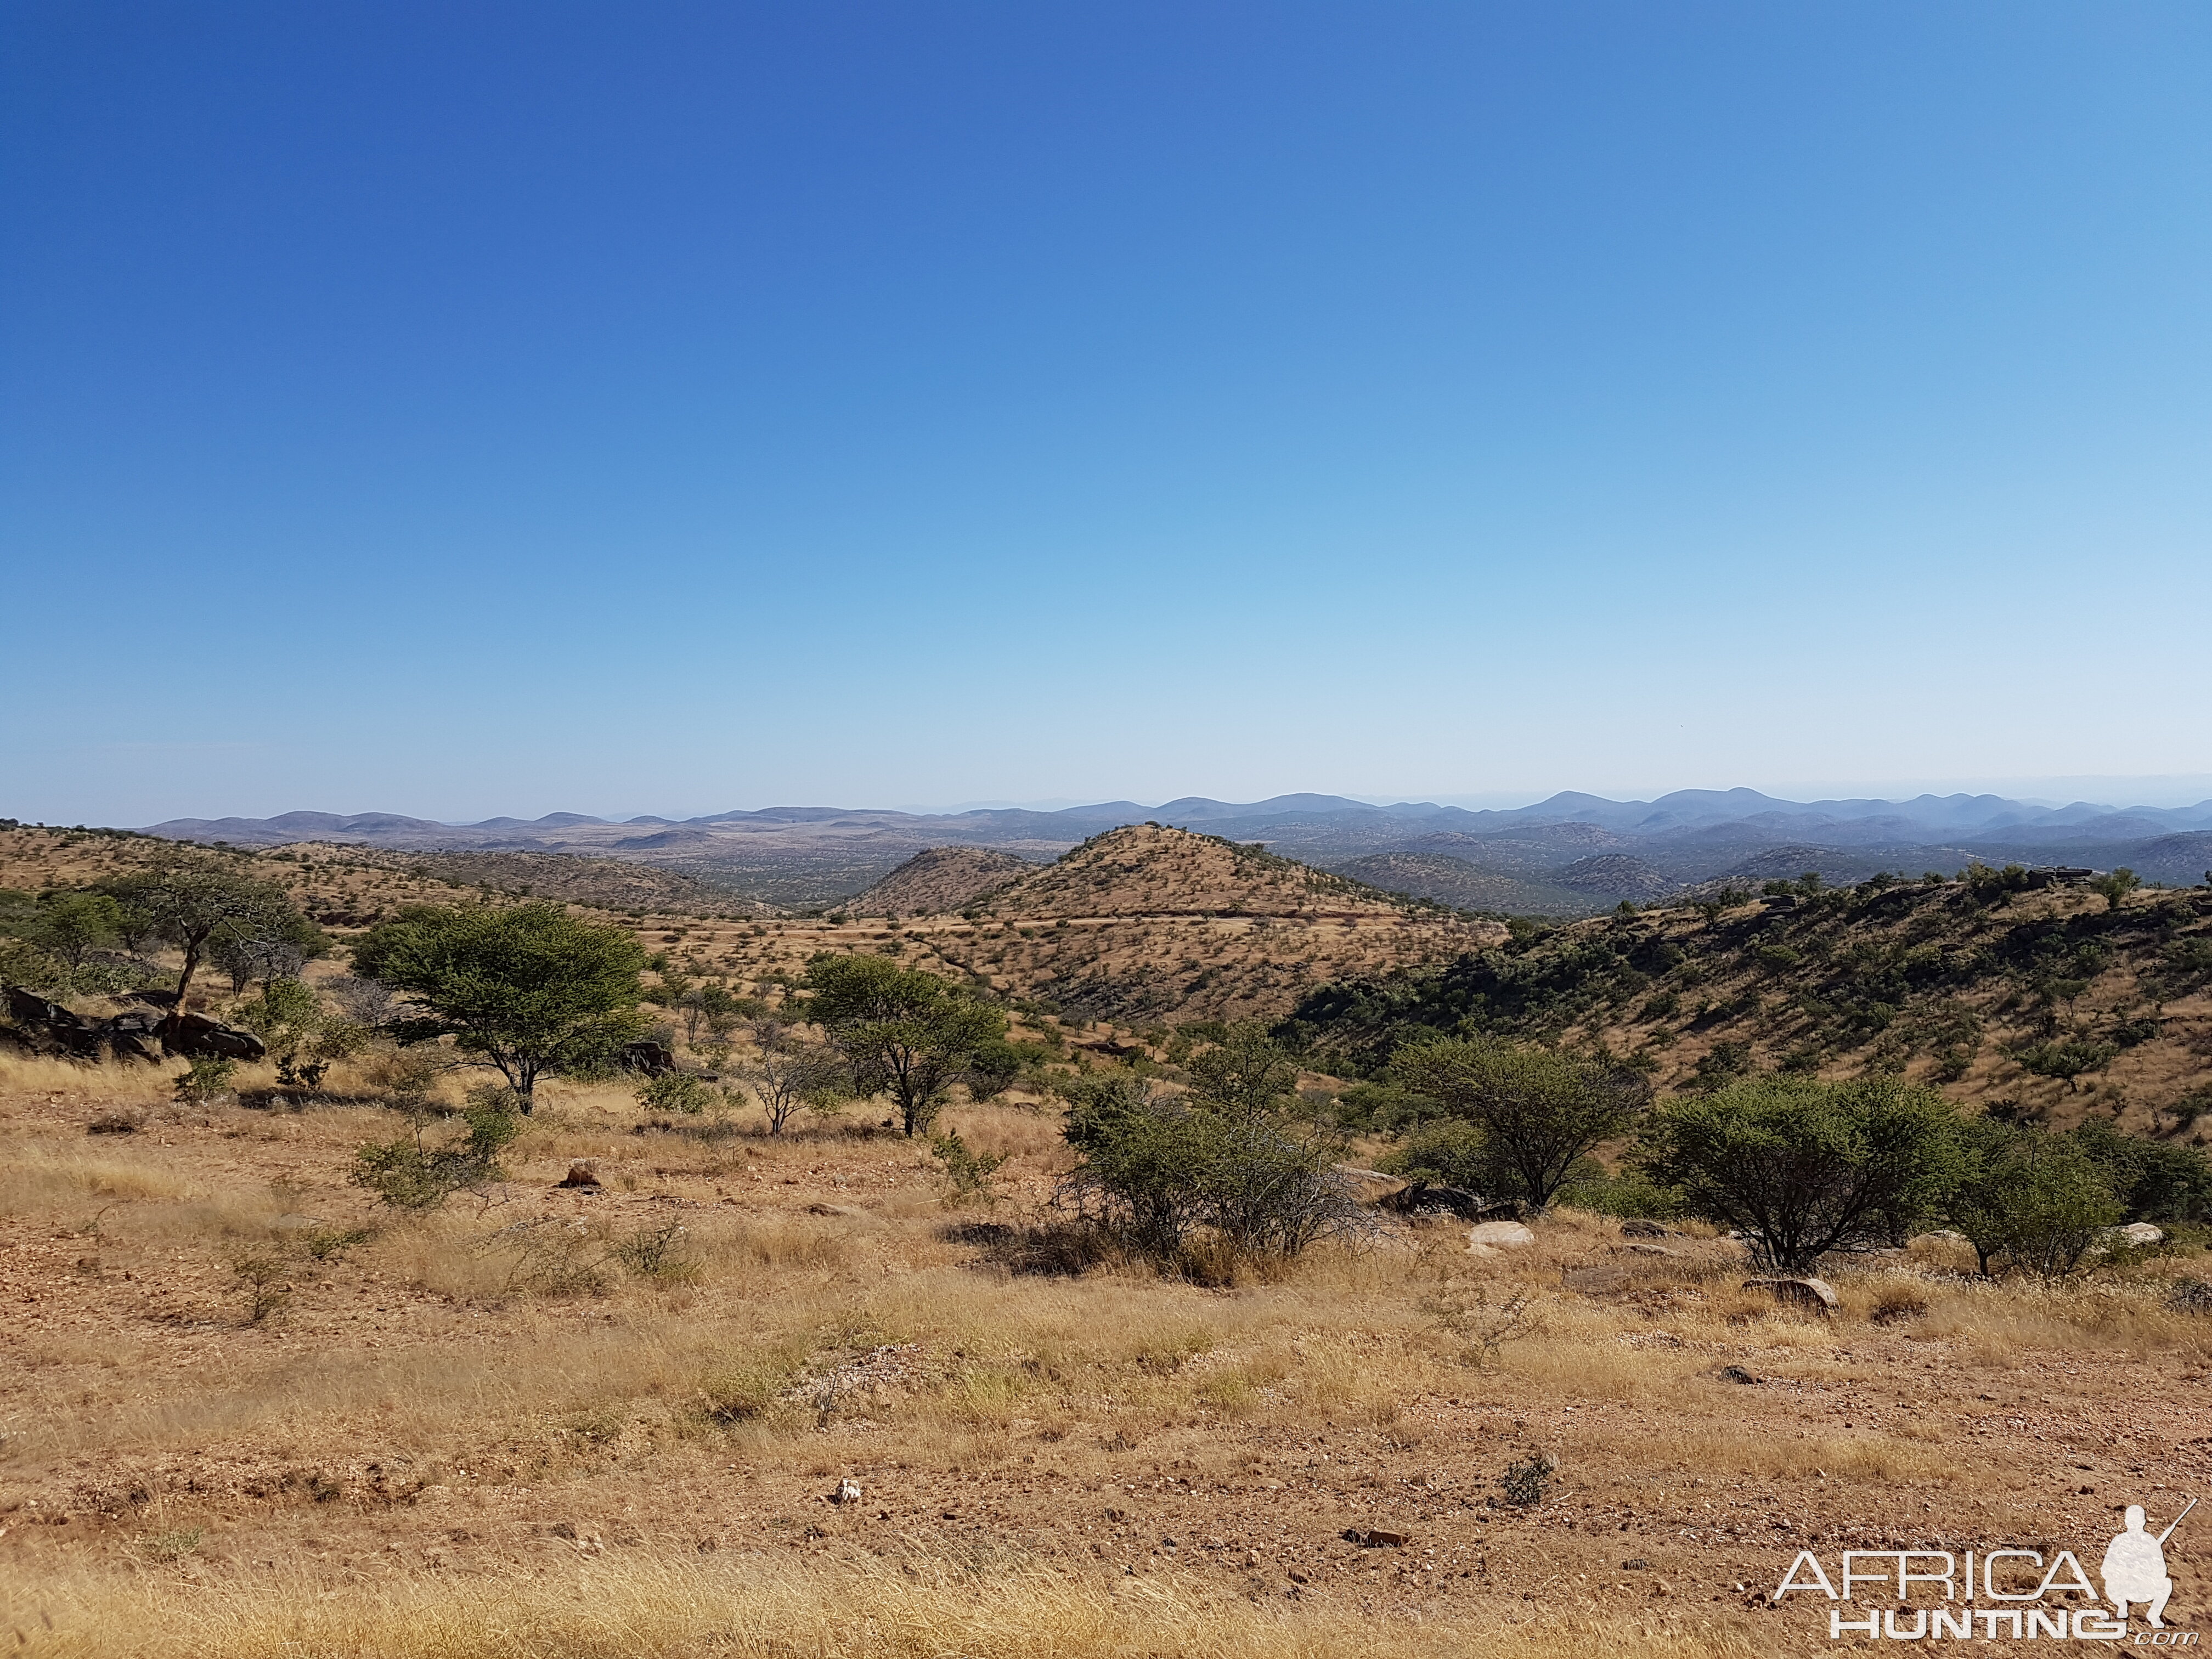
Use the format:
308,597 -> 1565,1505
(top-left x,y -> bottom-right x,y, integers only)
127,789 -> 2212,914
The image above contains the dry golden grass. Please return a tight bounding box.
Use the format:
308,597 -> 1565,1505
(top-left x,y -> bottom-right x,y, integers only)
6,1550 -> 1769,1659
4,1074 -> 2211,1658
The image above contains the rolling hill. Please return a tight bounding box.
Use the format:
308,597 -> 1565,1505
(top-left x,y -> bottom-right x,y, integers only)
1288,874 -> 2212,1138
843,847 -> 1036,916
667,826 -> 1506,1027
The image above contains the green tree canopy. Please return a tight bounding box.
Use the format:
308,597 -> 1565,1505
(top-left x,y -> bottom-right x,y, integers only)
1635,1074 -> 1966,1272
100,859 -> 314,1022
1183,1022 -> 1301,1122
1949,1118 -> 2123,1279
2068,1116 -> 2212,1223
351,902 -> 648,1111
2089,867 -> 2142,911
32,891 -> 125,969
801,953 -> 1009,1136
1386,1037 -> 1647,1210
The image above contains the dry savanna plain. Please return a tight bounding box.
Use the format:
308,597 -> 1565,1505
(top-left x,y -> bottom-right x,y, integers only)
2,822 -> 2209,1658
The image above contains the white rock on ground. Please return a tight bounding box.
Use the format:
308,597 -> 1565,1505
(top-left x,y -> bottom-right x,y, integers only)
1468,1221 -> 1536,1255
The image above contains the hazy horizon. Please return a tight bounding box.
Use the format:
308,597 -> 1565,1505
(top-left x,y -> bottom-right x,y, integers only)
63,772 -> 2212,831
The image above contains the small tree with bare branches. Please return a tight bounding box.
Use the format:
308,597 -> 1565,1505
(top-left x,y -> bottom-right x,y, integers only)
735,1018 -> 851,1135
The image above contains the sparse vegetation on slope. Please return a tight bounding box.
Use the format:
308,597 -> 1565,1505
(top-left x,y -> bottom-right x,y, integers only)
841,845 -> 1036,917
934,826 -> 1501,1024
1288,874 -> 2212,1137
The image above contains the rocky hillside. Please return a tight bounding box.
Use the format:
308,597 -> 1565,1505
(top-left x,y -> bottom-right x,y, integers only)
0,827 -> 744,930
905,826 -> 1502,1023
984,824 -> 1406,920
663,826 -> 1505,1027
842,847 -> 1034,916
305,845 -> 766,917
1288,874 -> 2212,1139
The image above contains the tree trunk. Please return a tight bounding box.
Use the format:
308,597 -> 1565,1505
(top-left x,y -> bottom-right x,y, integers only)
159,935 -> 208,1054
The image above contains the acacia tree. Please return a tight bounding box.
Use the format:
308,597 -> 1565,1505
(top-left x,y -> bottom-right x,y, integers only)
351,902 -> 648,1111
2090,867 -> 2141,912
210,904 -> 329,993
1635,1074 -> 1966,1272
101,860 -> 314,1028
735,1018 -> 851,1135
1387,1037 -> 1648,1211
33,893 -> 124,969
801,953 -> 1008,1136
1949,1118 -> 2121,1279
1184,1022 -> 1300,1122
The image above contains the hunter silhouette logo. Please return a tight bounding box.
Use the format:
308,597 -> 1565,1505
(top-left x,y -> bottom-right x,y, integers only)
1772,1497 -> 2197,1643
2107,1502 -> 2194,1629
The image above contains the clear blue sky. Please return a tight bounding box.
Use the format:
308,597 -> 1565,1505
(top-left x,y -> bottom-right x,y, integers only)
5,3 -> 2209,824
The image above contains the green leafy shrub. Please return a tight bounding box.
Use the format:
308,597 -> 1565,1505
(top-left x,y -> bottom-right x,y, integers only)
2069,1118 -> 2212,1222
634,1071 -> 729,1116
1501,1454 -> 1556,1507
1057,1069 -> 1369,1265
174,1057 -> 238,1103
300,1226 -> 374,1262
929,1130 -> 1007,1206
1378,1120 -> 1491,1190
2013,1037 -> 2118,1091
1949,1120 -> 2122,1280
1963,862 -> 2033,902
1554,1163 -> 1686,1220
1637,1074 -> 1966,1272
1691,1041 -> 1752,1092
352,1086 -> 523,1210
